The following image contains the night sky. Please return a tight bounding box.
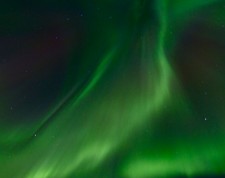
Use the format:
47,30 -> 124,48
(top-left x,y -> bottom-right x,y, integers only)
1,0 -> 225,178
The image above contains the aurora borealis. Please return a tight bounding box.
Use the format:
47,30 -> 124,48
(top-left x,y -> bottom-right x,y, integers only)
1,0 -> 225,177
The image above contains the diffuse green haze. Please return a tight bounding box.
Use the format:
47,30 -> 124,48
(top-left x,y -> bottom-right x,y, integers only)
0,0 -> 225,178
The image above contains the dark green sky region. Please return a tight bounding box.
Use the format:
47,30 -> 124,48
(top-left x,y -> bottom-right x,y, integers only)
1,0 -> 225,177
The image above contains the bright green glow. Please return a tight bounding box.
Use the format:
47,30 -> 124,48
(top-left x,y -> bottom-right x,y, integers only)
24,36 -> 172,177
1,0 -> 225,177
122,137 -> 225,177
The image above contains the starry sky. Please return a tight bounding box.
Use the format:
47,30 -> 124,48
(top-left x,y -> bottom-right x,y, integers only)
1,0 -> 225,178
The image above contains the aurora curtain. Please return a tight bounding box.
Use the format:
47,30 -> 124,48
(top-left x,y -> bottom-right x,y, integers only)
0,0 -> 225,177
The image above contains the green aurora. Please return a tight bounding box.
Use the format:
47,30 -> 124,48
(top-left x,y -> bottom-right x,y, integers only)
1,0 -> 225,177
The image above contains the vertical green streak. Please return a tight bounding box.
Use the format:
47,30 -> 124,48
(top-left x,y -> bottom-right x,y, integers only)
71,47 -> 117,107
122,0 -> 225,177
